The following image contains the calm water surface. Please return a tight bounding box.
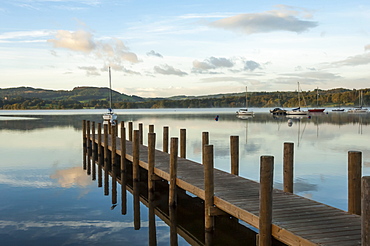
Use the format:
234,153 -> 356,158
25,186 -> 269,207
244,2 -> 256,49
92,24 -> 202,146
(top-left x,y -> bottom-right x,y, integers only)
1,108 -> 369,245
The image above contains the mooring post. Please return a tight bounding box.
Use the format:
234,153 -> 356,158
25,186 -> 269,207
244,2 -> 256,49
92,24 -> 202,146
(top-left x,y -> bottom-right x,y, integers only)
82,120 -> 86,147
111,125 -> 117,205
204,144 -> 215,236
128,122 -> 133,141
97,123 -> 102,187
103,124 -> 109,196
259,156 -> 274,246
133,130 -> 140,182
149,124 -> 154,134
202,132 -> 209,165
348,151 -> 362,215
86,120 -> 91,150
108,120 -> 112,135
139,123 -> 143,145
91,121 -> 96,180
362,176 -> 370,245
163,126 -> 169,153
230,136 -> 239,176
120,121 -> 127,215
148,132 -> 156,193
169,138 -> 178,208
283,142 -> 294,193
180,129 -> 186,158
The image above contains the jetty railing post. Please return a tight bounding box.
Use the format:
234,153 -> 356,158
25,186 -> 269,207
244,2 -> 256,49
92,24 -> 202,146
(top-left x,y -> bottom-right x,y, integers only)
148,132 -> 156,193
180,129 -> 186,158
128,122 -> 133,141
139,123 -> 143,145
97,123 -> 102,187
202,132 -> 209,165
111,125 -> 117,205
204,144 -> 215,241
149,124 -> 154,134
91,121 -> 96,180
259,156 -> 274,246
348,151 -> 362,215
120,121 -> 127,215
103,124 -> 109,196
283,142 -> 294,193
163,126 -> 169,153
133,130 -> 140,182
230,136 -> 239,175
362,176 -> 370,245
169,137 -> 178,208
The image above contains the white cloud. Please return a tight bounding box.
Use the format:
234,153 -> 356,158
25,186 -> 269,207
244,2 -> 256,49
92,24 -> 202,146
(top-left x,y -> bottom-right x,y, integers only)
244,60 -> 262,71
330,52 -> 370,67
154,64 -> 188,76
192,56 -> 234,73
146,50 -> 163,58
50,166 -> 92,188
364,44 -> 370,51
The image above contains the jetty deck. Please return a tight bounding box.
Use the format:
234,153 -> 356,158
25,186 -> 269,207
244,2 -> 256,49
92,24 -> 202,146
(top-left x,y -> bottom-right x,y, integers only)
84,121 -> 364,246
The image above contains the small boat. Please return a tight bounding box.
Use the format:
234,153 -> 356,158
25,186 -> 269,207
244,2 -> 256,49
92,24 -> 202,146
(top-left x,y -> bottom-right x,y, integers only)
236,86 -> 254,116
286,82 -> 308,115
348,90 -> 368,114
103,67 -> 118,124
332,108 -> 345,112
270,107 -> 287,115
308,87 -> 325,113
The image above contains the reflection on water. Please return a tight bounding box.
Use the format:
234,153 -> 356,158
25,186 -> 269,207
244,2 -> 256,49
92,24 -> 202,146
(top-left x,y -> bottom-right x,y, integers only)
0,108 -> 370,245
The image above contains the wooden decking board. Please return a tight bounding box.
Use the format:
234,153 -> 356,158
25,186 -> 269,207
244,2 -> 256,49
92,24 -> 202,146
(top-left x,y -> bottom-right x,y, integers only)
90,135 -> 362,245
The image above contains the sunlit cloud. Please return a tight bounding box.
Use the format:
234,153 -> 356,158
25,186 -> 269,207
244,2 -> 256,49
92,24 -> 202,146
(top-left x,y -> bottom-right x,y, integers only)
365,44 -> 370,51
209,5 -> 318,34
50,167 -> 92,188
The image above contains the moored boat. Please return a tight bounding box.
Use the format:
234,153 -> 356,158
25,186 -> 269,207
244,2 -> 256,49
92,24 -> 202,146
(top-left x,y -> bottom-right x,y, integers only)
236,86 -> 254,116
103,67 -> 118,124
270,107 -> 287,115
286,82 -> 308,115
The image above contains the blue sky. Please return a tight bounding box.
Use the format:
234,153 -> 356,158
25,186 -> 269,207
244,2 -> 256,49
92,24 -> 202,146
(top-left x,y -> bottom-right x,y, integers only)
0,0 -> 369,97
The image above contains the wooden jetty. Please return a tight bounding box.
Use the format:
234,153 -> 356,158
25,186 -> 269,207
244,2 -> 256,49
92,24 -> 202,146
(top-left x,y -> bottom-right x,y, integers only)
83,120 -> 370,246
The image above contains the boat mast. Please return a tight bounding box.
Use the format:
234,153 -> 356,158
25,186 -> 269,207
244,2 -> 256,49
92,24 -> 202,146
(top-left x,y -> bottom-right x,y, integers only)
245,86 -> 248,108
297,82 -> 301,108
109,66 -> 112,109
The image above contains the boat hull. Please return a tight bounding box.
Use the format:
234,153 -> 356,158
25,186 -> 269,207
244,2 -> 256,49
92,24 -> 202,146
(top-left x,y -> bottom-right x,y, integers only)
308,108 -> 325,113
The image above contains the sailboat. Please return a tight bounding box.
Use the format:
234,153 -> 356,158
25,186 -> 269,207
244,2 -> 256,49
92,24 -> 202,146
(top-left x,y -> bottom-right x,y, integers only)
236,86 -> 254,116
286,82 -> 308,115
348,90 -> 368,113
103,67 -> 118,124
308,87 -> 325,113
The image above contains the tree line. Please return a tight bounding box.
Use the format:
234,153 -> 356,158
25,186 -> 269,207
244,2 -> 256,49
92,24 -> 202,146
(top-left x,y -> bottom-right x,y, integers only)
1,88 -> 369,110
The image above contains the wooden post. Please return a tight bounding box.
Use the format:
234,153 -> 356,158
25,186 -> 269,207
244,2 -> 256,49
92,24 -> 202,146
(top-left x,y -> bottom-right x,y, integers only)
139,123 -> 143,145
133,130 -> 140,182
163,126 -> 169,153
169,138 -> 178,208
204,144 -> 214,234
149,124 -> 154,133
148,132 -> 156,193
348,151 -> 362,215
86,120 -> 91,175
133,180 -> 140,230
362,176 -> 370,245
180,129 -> 186,158
169,205 -> 178,246
259,156 -> 274,246
283,142 -> 294,193
230,136 -> 239,175
202,132 -> 209,165
128,122 -> 133,141
103,124 -> 109,196
91,121 -> 96,180
82,120 -> 86,147
111,125 -> 117,205
97,123 -> 102,187
120,121 -> 127,215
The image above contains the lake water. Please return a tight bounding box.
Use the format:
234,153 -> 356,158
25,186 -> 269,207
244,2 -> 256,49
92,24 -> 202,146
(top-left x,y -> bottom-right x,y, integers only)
1,108 -> 369,245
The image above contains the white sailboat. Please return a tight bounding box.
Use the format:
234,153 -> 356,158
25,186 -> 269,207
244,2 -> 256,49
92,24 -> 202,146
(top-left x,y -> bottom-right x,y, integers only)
236,86 -> 254,116
103,67 -> 118,124
286,82 -> 308,115
348,90 -> 368,114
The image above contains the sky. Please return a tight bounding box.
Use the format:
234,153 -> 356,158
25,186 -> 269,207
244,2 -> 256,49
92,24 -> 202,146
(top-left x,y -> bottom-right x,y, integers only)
0,0 -> 369,98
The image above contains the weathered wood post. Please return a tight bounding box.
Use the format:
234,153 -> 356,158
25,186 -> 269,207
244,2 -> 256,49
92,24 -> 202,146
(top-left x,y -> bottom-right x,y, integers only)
103,124 -> 109,196
82,120 -> 87,170
362,176 -> 370,245
108,120 -> 111,135
259,156 -> 274,246
202,132 -> 209,165
230,136 -> 239,175
120,121 -> 127,215
97,123 -> 102,187
283,142 -> 294,193
163,126 -> 169,153
169,205 -> 178,246
148,132 -> 156,193
204,144 -> 215,244
133,130 -> 140,182
133,179 -> 140,230
86,120 -> 90,150
111,125 -> 117,205
180,129 -> 186,158
169,137 -> 178,208
149,124 -> 154,133
86,121 -> 91,175
139,123 -> 143,144
348,151 -> 362,215
128,122 -> 133,141
91,121 -> 96,180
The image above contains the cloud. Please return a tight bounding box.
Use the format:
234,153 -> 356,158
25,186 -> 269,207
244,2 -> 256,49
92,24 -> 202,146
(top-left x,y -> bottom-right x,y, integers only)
50,167 -> 92,188
78,66 -> 100,76
365,44 -> 370,51
48,30 -> 140,72
154,64 -> 187,76
192,56 -> 234,73
330,52 -> 370,67
146,50 -> 163,58
244,60 -> 261,71
209,6 -> 318,34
